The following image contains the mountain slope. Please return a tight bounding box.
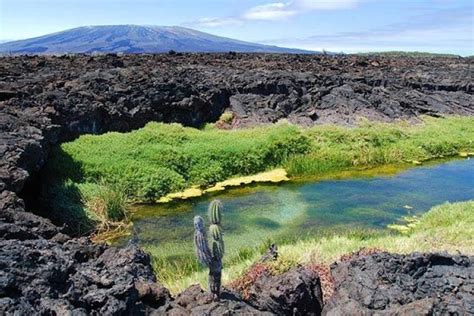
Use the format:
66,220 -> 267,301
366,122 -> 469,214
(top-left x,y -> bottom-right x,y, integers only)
0,25 -> 313,54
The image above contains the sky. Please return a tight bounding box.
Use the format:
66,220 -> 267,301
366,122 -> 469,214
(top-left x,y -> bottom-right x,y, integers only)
0,0 -> 473,55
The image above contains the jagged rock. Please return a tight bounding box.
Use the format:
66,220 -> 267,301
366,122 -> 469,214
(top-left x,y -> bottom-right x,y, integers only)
0,193 -> 61,240
323,252 -> 474,315
243,266 -> 324,315
0,234 -> 172,314
0,90 -> 17,101
171,284 -> 272,315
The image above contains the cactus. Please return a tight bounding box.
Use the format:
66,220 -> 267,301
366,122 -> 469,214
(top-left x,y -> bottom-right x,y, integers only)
209,200 -> 222,224
193,199 -> 224,301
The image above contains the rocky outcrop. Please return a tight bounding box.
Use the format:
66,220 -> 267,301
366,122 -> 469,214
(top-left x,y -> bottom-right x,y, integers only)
0,240 -> 172,314
1,55 -> 472,174
0,192 -> 171,314
323,252 -> 474,315
170,285 -> 269,315
1,54 -> 472,194
242,266 -> 324,315
0,186 -> 169,314
0,54 -> 473,314
1,54 -> 473,142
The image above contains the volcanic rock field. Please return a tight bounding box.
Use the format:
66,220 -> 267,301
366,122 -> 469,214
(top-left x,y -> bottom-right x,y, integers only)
0,54 -> 473,314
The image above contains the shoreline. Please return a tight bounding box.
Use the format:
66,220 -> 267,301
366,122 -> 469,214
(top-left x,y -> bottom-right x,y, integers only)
128,152 -> 472,208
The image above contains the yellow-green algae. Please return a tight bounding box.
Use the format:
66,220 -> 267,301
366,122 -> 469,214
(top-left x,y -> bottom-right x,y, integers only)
157,168 -> 289,203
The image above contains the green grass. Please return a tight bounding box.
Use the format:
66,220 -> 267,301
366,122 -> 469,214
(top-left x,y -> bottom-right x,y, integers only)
156,200 -> 474,293
40,177 -> 129,236
53,122 -> 310,202
144,236 -> 276,293
42,116 -> 473,234
285,116 -> 474,177
80,182 -> 128,222
280,200 -> 474,264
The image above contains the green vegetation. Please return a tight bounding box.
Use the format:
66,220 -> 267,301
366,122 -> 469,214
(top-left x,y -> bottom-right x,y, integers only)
286,116 -> 474,177
279,200 -> 474,264
52,123 -> 309,202
218,111 -> 234,124
155,200 -> 474,293
40,178 -> 130,237
42,116 -> 473,235
80,182 -> 127,222
38,115 -> 474,296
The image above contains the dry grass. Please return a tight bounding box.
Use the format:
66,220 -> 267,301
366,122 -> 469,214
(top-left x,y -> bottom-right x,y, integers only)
228,263 -> 269,300
82,183 -> 131,243
306,263 -> 334,303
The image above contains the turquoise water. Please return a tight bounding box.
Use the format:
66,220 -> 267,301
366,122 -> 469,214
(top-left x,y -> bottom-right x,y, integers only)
118,159 -> 474,263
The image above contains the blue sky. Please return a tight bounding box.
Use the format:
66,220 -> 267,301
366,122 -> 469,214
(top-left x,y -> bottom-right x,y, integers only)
1,0 -> 473,55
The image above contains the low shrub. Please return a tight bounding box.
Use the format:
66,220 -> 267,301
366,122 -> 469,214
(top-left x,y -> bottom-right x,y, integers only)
218,111 -> 234,124
80,182 -> 128,222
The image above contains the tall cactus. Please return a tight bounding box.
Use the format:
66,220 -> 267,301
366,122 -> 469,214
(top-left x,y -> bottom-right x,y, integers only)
193,199 -> 224,301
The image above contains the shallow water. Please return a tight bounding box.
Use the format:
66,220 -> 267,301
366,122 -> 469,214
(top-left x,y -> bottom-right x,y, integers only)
117,159 -> 474,263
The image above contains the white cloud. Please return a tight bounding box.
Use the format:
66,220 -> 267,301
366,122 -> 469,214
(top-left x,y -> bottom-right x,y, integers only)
242,1 -> 359,21
189,17 -> 242,28
190,0 -> 361,27
293,0 -> 359,10
243,3 -> 297,21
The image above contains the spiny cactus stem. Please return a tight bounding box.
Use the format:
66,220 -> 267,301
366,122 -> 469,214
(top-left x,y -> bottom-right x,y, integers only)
193,200 -> 225,301
209,200 -> 222,225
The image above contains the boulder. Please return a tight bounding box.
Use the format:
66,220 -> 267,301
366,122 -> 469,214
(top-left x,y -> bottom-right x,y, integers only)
323,252 -> 474,315
171,284 -> 271,315
0,235 -> 172,314
243,266 -> 324,315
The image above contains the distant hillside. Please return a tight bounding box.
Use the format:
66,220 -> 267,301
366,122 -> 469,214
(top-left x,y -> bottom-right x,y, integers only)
0,25 -> 314,55
355,51 -> 460,58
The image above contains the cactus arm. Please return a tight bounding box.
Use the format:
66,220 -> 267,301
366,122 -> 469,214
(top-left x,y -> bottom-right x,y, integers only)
193,216 -> 212,266
209,224 -> 221,240
209,200 -> 222,224
209,224 -> 224,258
